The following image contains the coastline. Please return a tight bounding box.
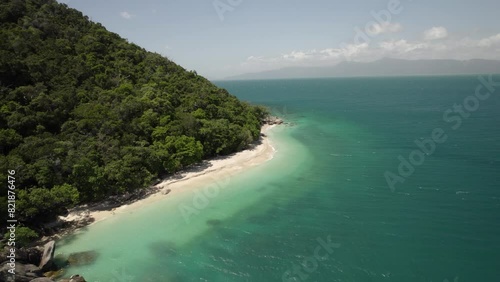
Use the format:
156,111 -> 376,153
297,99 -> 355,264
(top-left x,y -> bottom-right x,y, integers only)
53,124 -> 277,238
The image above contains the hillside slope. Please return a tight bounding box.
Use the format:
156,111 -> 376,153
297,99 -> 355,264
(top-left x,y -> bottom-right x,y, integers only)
0,0 -> 267,237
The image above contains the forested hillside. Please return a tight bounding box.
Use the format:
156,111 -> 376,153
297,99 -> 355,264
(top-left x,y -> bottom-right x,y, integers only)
0,0 -> 267,239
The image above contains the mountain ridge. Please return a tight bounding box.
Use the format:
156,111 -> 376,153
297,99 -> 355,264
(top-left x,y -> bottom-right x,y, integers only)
225,58 -> 500,80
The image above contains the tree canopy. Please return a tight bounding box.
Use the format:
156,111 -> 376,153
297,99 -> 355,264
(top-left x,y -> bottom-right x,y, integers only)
0,0 -> 268,238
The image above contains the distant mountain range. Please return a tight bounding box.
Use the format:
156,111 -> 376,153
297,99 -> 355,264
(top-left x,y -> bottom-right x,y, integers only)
225,58 -> 500,80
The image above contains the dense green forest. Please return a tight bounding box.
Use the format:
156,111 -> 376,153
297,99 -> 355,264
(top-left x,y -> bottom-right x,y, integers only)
0,0 -> 268,241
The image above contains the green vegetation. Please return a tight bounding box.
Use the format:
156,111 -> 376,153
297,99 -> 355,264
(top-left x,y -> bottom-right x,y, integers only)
4,226 -> 38,247
0,0 -> 268,239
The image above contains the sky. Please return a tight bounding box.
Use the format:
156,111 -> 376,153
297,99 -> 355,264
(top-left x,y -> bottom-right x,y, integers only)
58,0 -> 500,80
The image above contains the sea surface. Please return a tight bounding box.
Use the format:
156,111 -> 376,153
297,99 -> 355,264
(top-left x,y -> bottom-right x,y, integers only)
56,76 -> 500,282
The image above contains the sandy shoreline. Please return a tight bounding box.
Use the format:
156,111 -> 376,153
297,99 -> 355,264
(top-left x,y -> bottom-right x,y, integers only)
57,124 -> 277,229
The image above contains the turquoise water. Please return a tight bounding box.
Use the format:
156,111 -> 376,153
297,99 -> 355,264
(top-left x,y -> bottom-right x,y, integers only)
57,76 -> 500,281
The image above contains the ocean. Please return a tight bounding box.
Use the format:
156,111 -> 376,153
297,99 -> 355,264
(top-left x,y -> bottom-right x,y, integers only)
55,76 -> 500,282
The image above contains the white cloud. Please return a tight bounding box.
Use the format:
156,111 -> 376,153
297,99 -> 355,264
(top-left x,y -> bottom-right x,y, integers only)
368,22 -> 403,35
423,26 -> 448,41
282,50 -> 317,61
120,11 -> 134,20
379,40 -> 429,53
339,43 -> 371,59
478,33 -> 500,47
242,44 -> 371,71
238,31 -> 500,75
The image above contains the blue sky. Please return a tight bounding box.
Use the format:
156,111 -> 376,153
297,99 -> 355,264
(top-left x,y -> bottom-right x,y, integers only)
59,0 -> 500,79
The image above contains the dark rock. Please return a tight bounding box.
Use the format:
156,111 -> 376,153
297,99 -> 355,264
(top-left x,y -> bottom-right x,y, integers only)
101,200 -> 121,209
0,262 -> 43,282
70,274 -> 87,282
30,278 -> 54,282
162,188 -> 171,195
24,264 -> 42,275
121,192 -> 133,201
58,274 -> 87,282
39,241 -> 55,272
263,116 -> 284,125
44,268 -> 65,279
66,250 -> 99,266
0,248 -> 7,264
43,219 -> 64,229
0,262 -> 16,282
17,247 -> 43,265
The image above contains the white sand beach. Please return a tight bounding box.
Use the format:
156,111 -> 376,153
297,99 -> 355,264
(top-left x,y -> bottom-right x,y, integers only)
59,125 -> 277,226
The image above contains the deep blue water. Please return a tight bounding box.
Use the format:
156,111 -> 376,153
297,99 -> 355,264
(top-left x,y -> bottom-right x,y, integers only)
214,76 -> 500,282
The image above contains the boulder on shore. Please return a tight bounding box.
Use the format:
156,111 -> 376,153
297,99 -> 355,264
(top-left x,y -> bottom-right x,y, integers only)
39,241 -> 56,272
0,246 -> 43,276
43,268 -> 65,280
0,262 -> 43,282
18,247 -> 43,265
70,274 -> 87,282
263,116 -> 284,125
58,274 -> 87,282
29,278 -> 54,282
66,250 -> 99,266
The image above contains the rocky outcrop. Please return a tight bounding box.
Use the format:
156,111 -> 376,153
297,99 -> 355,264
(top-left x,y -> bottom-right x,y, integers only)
39,241 -> 55,272
58,274 -> 87,282
0,241 -> 87,282
18,247 -> 43,266
70,274 -> 87,282
0,246 -> 43,266
29,278 -> 54,282
263,116 -> 284,125
66,250 -> 99,266
30,273 -> 87,282
0,262 -> 43,282
43,268 -> 65,280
